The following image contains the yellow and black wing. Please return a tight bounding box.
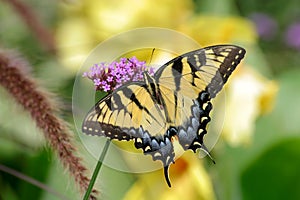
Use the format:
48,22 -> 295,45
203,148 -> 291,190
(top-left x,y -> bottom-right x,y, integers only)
82,82 -> 169,139
155,44 -> 246,98
153,44 -> 246,153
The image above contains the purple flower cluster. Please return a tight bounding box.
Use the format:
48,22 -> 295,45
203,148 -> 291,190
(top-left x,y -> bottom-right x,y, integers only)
249,12 -> 300,51
83,56 -> 155,92
285,22 -> 300,50
250,13 -> 278,40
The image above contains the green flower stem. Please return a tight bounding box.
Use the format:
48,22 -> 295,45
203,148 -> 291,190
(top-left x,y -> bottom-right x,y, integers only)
83,139 -> 111,200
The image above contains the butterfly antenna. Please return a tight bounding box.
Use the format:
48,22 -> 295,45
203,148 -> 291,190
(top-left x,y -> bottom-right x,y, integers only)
148,48 -> 156,65
164,165 -> 172,187
201,144 -> 216,164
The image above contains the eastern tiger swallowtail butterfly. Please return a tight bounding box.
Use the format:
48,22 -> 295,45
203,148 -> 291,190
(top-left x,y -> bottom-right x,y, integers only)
82,44 -> 246,187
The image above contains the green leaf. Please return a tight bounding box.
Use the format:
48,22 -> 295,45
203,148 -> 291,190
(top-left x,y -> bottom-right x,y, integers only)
241,138 -> 300,200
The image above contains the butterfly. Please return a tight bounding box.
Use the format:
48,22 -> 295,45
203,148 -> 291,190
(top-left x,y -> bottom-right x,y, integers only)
82,44 -> 246,187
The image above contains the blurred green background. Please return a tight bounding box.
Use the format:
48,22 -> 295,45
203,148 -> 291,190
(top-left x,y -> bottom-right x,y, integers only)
1,0 -> 300,199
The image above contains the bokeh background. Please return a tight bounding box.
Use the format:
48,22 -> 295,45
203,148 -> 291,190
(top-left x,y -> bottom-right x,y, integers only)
1,0 -> 300,199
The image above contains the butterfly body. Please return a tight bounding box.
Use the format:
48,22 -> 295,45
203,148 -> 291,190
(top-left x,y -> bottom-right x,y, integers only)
82,45 -> 246,187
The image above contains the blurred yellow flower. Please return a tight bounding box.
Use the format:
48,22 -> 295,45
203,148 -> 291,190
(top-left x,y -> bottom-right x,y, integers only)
181,15 -> 257,46
123,152 -> 215,200
85,0 -> 193,39
56,0 -> 194,71
222,66 -> 278,146
56,18 -> 95,72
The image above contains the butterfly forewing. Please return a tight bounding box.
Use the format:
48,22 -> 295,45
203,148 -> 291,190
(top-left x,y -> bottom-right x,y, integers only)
155,45 -> 246,98
82,82 -> 172,140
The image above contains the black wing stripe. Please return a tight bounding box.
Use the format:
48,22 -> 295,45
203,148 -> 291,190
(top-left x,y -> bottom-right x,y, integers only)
187,54 -> 204,71
171,58 -> 183,91
104,97 -> 112,109
122,87 -> 145,110
157,84 -> 173,123
197,51 -> 207,66
174,91 -> 178,119
171,57 -> 183,73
